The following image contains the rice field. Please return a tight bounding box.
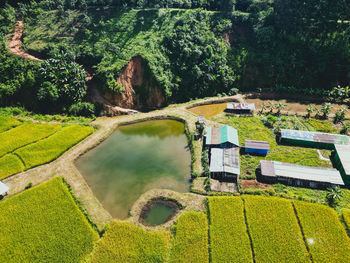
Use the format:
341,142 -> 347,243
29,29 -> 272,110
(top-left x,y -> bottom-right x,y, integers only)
0,177 -> 99,263
0,116 -> 21,132
343,209 -> 350,230
208,197 -> 253,263
169,211 -> 209,263
0,123 -> 93,179
89,221 -> 170,263
294,201 -> 350,262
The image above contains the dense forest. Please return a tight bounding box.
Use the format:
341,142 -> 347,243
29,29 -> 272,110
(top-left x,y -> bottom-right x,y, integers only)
0,0 -> 349,115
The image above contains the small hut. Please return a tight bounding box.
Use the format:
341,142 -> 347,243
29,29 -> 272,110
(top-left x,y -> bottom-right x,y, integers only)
260,160 -> 344,189
205,125 -> 239,148
333,144 -> 350,184
245,140 -> 270,155
210,147 -> 240,180
0,181 -> 9,196
226,103 -> 255,115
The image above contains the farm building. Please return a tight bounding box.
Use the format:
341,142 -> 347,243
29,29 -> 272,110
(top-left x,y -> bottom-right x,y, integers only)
281,129 -> 350,149
244,140 -> 269,155
226,103 -> 255,115
195,115 -> 206,128
259,160 -> 344,189
205,125 -> 239,148
333,144 -> 350,184
210,147 -> 240,180
0,181 -> 9,196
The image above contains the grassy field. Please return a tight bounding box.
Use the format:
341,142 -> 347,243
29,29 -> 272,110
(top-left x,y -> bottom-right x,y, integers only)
89,221 -> 170,263
0,116 -> 21,132
343,210 -> 350,230
211,115 -> 332,178
15,125 -> 93,169
0,177 -> 99,263
169,211 -> 209,263
0,123 -> 61,156
294,201 -> 350,262
0,124 -> 93,179
208,197 -> 253,263
244,196 -> 310,263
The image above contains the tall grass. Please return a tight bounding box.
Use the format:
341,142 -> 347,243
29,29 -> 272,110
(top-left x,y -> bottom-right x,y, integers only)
208,197 -> 253,263
244,196 -> 311,263
294,201 -> 350,262
15,125 -> 93,169
0,177 -> 99,262
169,211 -> 209,263
343,209 -> 350,230
89,221 -> 170,263
0,123 -> 62,157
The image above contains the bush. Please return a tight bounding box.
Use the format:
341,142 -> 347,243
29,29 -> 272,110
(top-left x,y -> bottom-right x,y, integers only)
68,102 -> 95,117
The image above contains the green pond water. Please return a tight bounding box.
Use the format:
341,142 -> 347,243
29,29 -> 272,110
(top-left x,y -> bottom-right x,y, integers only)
76,120 -> 191,219
142,203 -> 176,226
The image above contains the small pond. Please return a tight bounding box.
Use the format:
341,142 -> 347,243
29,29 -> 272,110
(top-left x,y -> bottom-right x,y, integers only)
75,120 -> 191,219
140,199 -> 180,226
188,103 -> 227,118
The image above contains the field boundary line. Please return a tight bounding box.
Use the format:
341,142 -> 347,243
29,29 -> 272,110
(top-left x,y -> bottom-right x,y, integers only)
242,197 -> 256,263
0,126 -> 63,160
291,202 -> 314,262
206,199 -> 212,263
12,152 -> 26,168
0,123 -> 24,135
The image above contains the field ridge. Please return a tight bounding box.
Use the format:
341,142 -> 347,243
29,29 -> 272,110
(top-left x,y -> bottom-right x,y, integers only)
242,197 -> 256,263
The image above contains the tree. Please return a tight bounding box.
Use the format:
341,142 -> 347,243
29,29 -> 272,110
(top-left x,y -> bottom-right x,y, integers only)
326,186 -> 342,207
37,51 -> 87,113
260,102 -> 267,114
276,102 -> 286,115
334,107 -> 348,123
320,103 -> 333,119
306,105 -> 315,118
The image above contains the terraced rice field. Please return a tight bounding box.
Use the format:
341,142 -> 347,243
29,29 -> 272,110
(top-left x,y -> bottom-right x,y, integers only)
89,221 -> 170,263
0,117 -> 93,179
0,177 -> 99,263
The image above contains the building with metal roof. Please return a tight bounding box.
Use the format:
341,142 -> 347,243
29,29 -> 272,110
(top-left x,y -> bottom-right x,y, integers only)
210,147 -> 240,180
245,140 -> 270,155
281,129 -> 350,149
260,160 -> 344,188
333,144 -> 350,184
0,181 -> 9,196
226,103 -> 255,115
205,126 -> 239,147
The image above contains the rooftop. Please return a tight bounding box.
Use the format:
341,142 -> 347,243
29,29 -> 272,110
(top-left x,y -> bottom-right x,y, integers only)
206,125 -> 239,146
281,129 -> 350,145
334,144 -> 350,174
226,103 -> 255,111
260,160 -> 344,185
245,140 -> 270,150
210,147 -> 240,175
0,181 -> 9,195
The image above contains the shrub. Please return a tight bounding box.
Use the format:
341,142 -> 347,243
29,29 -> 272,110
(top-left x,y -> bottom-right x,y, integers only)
68,102 -> 95,117
208,197 -> 253,263
169,211 -> 209,263
294,201 -> 350,262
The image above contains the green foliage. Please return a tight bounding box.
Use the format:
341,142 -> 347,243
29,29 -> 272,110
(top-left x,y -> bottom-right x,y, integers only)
0,177 -> 99,263
15,125 -> 93,169
306,118 -> 338,133
326,186 -> 342,208
38,51 -> 87,112
0,123 -> 61,156
89,221 -> 170,263
169,211 -> 209,263
208,197 -> 253,263
68,102 -> 96,117
294,201 -> 350,262
0,154 -> 24,180
244,196 -> 311,262
343,209 -> 350,231
0,116 -> 22,132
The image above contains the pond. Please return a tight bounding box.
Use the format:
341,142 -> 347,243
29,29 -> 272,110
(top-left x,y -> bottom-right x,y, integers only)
75,120 -> 191,219
188,103 -> 227,118
140,199 -> 180,226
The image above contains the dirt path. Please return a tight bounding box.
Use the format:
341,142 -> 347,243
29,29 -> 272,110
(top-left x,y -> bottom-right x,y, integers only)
8,21 -> 42,61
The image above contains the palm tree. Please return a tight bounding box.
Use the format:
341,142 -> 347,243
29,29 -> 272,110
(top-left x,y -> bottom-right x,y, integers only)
276,102 -> 286,115
260,102 -> 267,114
334,107 -> 348,123
320,103 -> 333,119
326,186 -> 342,207
269,102 -> 276,114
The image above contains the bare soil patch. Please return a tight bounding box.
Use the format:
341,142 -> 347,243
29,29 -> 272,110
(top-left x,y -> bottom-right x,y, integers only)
241,179 -> 272,189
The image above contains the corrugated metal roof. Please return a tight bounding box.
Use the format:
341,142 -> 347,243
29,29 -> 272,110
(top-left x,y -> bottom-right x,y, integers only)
260,160 -> 275,176
210,148 -> 240,175
0,181 -> 9,195
281,129 -> 350,145
260,160 -> 344,185
226,103 -> 255,111
245,140 -> 270,150
206,126 -> 239,146
334,144 -> 350,174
